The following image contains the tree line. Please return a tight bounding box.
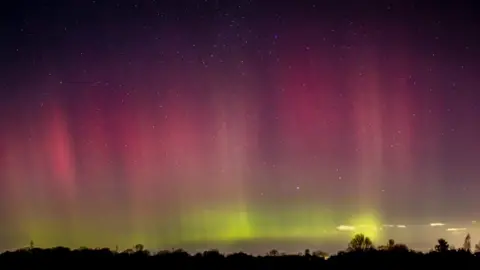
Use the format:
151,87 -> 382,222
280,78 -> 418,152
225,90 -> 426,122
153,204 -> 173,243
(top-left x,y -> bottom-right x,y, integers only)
1,234 -> 480,269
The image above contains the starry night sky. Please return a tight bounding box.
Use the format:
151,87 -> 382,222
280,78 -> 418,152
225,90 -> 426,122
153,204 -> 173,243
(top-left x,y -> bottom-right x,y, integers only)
1,0 -> 480,252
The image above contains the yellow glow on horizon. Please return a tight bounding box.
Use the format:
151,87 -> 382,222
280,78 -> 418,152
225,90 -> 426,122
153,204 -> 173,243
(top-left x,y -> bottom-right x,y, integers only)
348,213 -> 381,240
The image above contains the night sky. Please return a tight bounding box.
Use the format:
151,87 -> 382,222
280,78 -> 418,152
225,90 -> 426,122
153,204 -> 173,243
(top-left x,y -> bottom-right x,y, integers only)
1,0 -> 480,253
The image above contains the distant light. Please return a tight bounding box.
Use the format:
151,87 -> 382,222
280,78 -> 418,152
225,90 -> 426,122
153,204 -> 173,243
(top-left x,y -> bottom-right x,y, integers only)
396,225 -> 406,228
473,221 -> 477,224
383,224 -> 394,228
337,225 -> 355,231
430,223 -> 445,227
446,228 -> 466,232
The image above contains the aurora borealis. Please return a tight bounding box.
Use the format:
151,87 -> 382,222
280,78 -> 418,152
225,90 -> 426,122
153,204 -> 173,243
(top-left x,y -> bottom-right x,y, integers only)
1,1 -> 480,253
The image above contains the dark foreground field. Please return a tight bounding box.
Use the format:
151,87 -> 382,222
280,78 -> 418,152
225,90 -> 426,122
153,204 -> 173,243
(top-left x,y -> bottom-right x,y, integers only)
1,234 -> 480,269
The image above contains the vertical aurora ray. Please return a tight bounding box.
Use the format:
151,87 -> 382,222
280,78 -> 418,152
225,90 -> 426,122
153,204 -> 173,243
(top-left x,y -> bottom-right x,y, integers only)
381,44 -> 418,225
349,47 -> 384,217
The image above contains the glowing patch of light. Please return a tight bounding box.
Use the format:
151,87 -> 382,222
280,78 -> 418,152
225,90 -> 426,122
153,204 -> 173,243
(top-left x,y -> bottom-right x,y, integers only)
430,223 -> 445,227
348,215 -> 381,239
396,225 -> 406,228
383,224 -> 394,228
336,225 -> 355,231
446,228 -> 466,232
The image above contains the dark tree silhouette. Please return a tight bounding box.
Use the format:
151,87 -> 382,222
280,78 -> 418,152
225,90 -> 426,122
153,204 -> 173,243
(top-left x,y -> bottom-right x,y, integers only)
378,238 -> 410,252
463,234 -> 471,252
435,238 -> 450,252
379,239 -> 396,250
347,234 -> 374,252
203,249 -> 222,259
134,244 -> 144,253
268,249 -> 279,256
475,240 -> 480,253
387,239 -> 395,249
392,243 -> 409,252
